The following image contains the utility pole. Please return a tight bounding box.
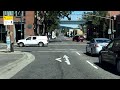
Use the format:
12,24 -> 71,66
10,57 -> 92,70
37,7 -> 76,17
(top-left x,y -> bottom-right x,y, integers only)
111,15 -> 116,39
42,11 -> 46,36
3,11 -> 14,52
109,13 -> 111,39
34,11 -> 37,35
21,11 -> 23,39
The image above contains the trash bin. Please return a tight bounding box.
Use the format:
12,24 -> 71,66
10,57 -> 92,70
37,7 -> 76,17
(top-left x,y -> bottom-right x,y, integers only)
10,42 -> 14,52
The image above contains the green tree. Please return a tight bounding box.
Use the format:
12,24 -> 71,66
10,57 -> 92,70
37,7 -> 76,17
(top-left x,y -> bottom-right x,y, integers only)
82,11 -> 109,38
82,11 -> 93,21
36,11 -> 72,35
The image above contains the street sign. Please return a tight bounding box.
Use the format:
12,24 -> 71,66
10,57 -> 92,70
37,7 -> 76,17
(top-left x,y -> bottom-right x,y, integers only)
3,16 -> 13,25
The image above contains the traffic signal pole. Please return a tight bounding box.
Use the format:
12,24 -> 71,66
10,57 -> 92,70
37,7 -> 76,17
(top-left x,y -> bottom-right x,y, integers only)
83,13 -> 114,39
21,11 -> 23,39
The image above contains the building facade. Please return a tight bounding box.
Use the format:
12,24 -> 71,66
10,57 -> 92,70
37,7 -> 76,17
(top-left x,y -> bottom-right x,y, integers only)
0,11 -> 35,43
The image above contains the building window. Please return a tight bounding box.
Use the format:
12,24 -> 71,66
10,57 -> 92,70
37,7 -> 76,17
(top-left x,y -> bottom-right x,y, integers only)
3,11 -> 14,16
33,37 -> 36,40
0,11 -> 3,16
26,37 -> 31,40
14,11 -> 25,17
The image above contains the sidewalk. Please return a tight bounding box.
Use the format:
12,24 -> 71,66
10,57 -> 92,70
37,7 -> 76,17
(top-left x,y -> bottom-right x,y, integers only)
0,48 -> 35,79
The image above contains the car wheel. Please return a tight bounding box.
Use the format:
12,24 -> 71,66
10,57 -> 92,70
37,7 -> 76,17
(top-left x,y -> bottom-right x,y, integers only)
19,42 -> 24,47
38,42 -> 44,47
116,60 -> 120,74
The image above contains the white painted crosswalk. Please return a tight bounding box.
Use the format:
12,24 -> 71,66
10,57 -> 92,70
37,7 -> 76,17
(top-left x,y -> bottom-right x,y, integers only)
49,43 -> 87,45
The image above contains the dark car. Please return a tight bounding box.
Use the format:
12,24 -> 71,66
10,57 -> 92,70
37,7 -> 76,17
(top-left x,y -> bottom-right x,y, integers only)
73,35 -> 80,42
73,35 -> 84,42
99,37 -> 120,74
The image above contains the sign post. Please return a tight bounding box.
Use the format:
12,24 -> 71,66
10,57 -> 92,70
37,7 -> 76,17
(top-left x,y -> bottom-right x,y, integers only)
3,14 -> 14,52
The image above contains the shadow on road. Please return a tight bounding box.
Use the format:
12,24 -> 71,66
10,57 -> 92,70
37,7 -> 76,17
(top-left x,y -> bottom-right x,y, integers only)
84,53 -> 99,57
84,52 -> 120,76
94,62 -> 120,76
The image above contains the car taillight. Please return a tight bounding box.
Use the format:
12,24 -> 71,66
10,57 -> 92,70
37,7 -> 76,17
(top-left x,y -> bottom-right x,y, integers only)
94,44 -> 99,47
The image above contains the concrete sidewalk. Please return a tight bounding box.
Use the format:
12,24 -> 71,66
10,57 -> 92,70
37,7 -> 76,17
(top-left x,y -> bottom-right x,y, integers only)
0,49 -> 35,79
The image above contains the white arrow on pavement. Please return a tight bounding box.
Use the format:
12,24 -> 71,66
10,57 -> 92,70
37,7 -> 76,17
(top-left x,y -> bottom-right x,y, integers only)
55,58 -> 62,62
63,55 -> 71,65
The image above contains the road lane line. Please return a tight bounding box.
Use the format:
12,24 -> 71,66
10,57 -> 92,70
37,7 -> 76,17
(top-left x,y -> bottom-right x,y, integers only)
53,49 -> 68,50
49,49 -> 53,50
86,60 -> 98,69
76,52 -> 81,56
69,49 -> 77,50
37,51 -> 68,52
63,55 -> 71,65
49,44 -> 86,45
49,49 -> 77,50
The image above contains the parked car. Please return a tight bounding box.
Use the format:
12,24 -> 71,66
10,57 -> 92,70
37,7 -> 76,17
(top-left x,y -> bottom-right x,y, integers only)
99,37 -> 120,74
86,38 -> 111,55
73,35 -> 84,42
79,35 -> 84,42
17,36 -> 48,47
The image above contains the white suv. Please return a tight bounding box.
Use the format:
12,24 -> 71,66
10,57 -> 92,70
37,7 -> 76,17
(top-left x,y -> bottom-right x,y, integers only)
17,36 -> 48,47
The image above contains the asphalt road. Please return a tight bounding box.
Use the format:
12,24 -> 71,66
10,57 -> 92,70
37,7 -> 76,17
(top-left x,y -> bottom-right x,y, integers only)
11,36 -> 120,79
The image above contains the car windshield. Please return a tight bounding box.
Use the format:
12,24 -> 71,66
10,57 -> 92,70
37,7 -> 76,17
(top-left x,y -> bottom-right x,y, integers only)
96,39 -> 110,43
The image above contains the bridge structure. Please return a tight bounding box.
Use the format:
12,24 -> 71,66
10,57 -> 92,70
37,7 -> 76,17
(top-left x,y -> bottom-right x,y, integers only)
59,20 -> 87,30
59,20 -> 86,25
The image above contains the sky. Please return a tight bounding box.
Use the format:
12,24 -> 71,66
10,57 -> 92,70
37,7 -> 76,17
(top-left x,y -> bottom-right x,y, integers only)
60,11 -> 92,28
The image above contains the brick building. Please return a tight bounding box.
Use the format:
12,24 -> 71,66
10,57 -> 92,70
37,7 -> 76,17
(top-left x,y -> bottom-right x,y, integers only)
0,11 -> 35,43
108,11 -> 120,17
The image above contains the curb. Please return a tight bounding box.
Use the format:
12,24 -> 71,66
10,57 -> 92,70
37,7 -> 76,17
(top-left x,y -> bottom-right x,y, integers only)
0,51 -> 35,79
0,50 -> 22,54
0,52 -> 27,73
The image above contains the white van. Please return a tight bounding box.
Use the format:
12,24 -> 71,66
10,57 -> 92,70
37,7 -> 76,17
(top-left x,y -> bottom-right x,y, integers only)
17,36 -> 48,47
